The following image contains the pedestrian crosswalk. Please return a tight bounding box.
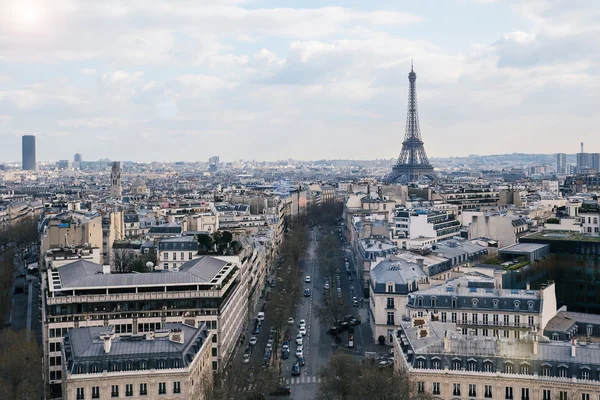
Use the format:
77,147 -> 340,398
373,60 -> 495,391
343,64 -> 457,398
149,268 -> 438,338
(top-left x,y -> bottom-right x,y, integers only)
284,375 -> 321,385
358,307 -> 369,322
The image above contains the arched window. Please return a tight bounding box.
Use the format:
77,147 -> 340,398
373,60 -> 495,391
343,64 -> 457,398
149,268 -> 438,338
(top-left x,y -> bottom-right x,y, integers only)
417,297 -> 424,307
431,297 -> 437,308
452,298 -> 458,308
492,299 -> 499,309
504,362 -> 513,374
514,300 -> 520,310
528,301 -> 534,310
472,298 -> 479,308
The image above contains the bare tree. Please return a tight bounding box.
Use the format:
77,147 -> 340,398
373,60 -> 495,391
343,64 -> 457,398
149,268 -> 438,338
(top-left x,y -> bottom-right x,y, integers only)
0,329 -> 43,400
112,248 -> 135,273
318,352 -> 434,400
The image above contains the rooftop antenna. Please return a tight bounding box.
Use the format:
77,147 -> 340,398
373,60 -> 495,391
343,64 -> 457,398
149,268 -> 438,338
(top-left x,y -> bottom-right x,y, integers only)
411,59 -> 414,72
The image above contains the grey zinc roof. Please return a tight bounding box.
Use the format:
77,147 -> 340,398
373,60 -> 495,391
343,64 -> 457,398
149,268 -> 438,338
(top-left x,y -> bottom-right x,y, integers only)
371,260 -> 426,294
404,321 -> 600,366
67,323 -> 208,366
499,243 -> 548,253
55,256 -> 230,290
158,236 -> 199,251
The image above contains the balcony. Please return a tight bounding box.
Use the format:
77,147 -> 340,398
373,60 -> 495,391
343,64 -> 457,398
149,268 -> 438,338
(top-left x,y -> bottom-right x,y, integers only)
387,320 -> 396,326
386,305 -> 395,310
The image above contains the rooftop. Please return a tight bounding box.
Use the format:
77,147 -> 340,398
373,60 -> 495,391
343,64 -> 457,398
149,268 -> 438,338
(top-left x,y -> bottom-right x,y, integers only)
523,230 -> 600,243
50,256 -> 233,292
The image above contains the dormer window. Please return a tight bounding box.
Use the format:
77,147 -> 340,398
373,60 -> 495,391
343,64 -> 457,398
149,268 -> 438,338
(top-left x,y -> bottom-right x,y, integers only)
452,298 -> 458,308
492,299 -> 499,309
431,297 -> 437,308
528,301 -> 534,311
387,284 -> 394,293
91,364 -> 99,373
514,300 -> 520,310
417,297 -> 424,307
472,299 -> 479,308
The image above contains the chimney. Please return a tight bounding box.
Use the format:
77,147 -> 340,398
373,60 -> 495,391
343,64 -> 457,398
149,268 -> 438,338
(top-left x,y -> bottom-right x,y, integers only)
103,336 -> 112,354
416,258 -> 424,269
102,265 -> 111,274
571,337 -> 576,358
526,281 -> 530,291
169,328 -> 185,344
581,142 -> 584,153
443,330 -> 449,351
533,335 -> 538,355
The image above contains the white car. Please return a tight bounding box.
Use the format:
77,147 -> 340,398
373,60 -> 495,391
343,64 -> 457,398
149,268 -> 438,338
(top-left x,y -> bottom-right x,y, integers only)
299,319 -> 306,329
324,283 -> 330,290
299,326 -> 306,336
287,317 -> 295,325
257,312 -> 265,321
249,336 -> 257,346
296,334 -> 303,345
242,353 -> 250,364
295,346 -> 304,358
305,276 -> 311,283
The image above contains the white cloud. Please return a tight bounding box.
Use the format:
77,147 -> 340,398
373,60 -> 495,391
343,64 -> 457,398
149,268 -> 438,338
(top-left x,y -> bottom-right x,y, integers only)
80,68 -> 96,75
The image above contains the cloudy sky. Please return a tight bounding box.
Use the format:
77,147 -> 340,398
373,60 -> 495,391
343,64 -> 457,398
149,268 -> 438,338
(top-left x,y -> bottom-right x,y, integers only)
0,0 -> 598,163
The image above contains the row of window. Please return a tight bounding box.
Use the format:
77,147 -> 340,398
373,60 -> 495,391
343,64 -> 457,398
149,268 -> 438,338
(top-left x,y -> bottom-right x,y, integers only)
414,297 -> 535,311
435,312 -> 536,327
415,358 -> 593,379
76,382 -> 181,399
49,321 -> 218,339
162,252 -> 194,261
73,358 -> 182,374
420,382 -> 595,400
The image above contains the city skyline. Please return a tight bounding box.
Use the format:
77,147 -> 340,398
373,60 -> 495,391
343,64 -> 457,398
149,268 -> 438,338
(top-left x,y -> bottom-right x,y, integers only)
0,0 -> 598,162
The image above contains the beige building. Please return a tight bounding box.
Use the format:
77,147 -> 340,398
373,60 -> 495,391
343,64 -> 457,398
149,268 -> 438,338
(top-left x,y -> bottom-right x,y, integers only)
43,256 -> 248,396
62,323 -> 212,400
462,211 -> 530,248
41,212 -> 103,255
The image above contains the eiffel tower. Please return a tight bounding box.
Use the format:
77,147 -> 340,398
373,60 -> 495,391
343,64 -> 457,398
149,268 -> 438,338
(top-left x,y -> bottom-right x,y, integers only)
386,64 -> 434,183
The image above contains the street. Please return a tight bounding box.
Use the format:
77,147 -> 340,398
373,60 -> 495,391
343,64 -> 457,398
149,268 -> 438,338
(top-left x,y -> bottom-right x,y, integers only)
233,225 -> 379,399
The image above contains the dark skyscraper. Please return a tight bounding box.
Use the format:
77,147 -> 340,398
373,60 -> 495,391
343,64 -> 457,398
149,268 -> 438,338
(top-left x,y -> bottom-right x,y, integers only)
74,153 -> 82,163
22,135 -> 36,170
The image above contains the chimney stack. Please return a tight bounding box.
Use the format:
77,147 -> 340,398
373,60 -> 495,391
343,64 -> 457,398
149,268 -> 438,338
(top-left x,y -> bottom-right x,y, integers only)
526,281 -> 530,291
533,334 -> 538,355
571,337 -> 576,358
581,142 -> 584,153
416,258 -> 424,269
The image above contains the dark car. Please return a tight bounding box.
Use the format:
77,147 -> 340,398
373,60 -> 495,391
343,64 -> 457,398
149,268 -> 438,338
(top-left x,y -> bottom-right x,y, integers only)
304,289 -> 311,297
270,386 -> 291,396
266,292 -> 272,301
297,356 -> 305,366
292,363 -> 301,376
253,325 -> 261,334
281,349 -> 290,359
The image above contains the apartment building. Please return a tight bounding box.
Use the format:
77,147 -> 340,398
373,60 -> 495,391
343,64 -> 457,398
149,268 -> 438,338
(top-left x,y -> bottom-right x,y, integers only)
578,205 -> 600,236
41,212 -> 103,255
43,256 -> 247,396
395,318 -> 600,400
369,259 -> 428,345
157,236 -> 200,271
62,323 -> 212,400
393,208 -> 461,242
438,188 -> 500,213
405,276 -> 557,340
355,236 -> 398,294
462,212 -> 530,248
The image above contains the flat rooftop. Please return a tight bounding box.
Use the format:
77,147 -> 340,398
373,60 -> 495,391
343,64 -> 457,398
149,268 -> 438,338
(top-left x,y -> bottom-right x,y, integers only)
522,231 -> 600,243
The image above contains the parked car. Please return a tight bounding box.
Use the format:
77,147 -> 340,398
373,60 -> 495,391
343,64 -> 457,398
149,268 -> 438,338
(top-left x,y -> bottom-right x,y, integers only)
287,317 -> 295,325
296,334 -> 303,345
324,283 -> 330,290
281,349 -> 290,359
242,353 -> 251,364
295,346 -> 304,358
265,292 -> 272,301
299,319 -> 306,329
249,336 -> 257,346
297,356 -> 305,366
257,312 -> 265,321
299,326 -> 306,336
253,325 -> 260,334
304,289 -> 311,297
305,276 -> 311,283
